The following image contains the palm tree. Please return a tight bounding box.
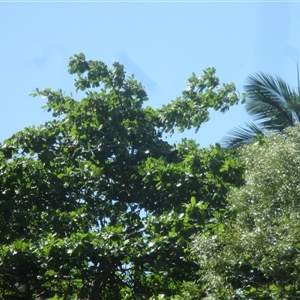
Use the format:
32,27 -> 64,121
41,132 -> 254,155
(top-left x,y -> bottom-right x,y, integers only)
222,72 -> 300,148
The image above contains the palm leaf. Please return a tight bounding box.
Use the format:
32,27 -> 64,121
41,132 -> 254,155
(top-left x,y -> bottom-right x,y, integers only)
222,72 -> 300,148
244,73 -> 299,131
221,123 -> 265,149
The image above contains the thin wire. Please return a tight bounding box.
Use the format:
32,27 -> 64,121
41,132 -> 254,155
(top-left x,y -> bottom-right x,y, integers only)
297,62 -> 300,93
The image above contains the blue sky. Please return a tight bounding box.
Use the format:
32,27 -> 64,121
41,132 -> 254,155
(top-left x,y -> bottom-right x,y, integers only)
1,2 -> 300,147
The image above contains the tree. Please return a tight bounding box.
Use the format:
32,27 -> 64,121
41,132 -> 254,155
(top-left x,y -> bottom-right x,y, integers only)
222,72 -> 300,148
0,53 -> 244,299
190,125 -> 300,299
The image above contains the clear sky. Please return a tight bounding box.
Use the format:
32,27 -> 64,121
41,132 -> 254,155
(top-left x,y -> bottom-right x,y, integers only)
1,2 -> 300,147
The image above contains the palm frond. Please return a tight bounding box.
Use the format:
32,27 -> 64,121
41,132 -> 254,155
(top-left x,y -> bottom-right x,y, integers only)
221,123 -> 265,149
244,73 -> 300,130
222,72 -> 300,148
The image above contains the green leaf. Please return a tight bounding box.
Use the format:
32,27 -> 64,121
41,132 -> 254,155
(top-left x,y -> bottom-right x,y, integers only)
190,196 -> 196,205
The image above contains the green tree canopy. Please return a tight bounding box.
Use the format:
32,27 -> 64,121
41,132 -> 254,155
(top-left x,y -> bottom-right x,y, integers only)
191,125 -> 300,299
0,53 -> 244,299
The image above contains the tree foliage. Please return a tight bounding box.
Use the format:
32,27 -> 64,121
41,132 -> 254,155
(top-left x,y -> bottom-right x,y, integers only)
0,53 -> 244,299
191,125 -> 300,299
